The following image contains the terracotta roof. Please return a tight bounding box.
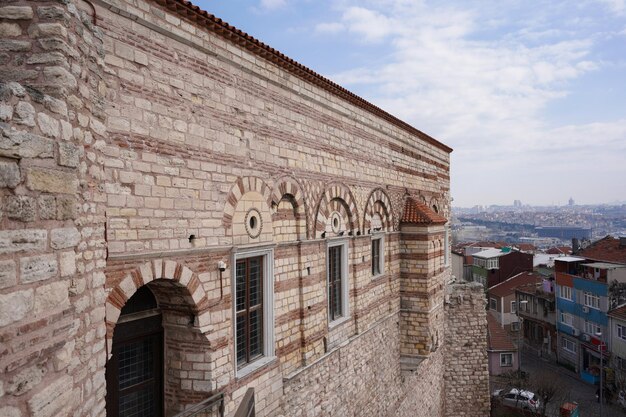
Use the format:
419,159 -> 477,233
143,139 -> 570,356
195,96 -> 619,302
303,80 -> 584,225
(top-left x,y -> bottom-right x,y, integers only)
151,0 -> 452,154
488,271 -> 543,298
578,236 -> 626,264
400,198 -> 448,225
609,304 -> 626,322
546,246 -> 572,255
514,243 -> 536,252
487,315 -> 517,351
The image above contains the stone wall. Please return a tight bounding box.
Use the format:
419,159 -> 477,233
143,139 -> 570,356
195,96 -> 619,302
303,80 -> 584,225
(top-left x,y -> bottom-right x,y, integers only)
443,283 -> 491,417
0,1 -> 108,416
0,0 -> 490,416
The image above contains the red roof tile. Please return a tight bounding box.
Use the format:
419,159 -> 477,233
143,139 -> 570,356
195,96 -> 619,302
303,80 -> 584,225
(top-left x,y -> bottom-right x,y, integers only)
609,304 -> 626,321
487,315 -> 517,351
152,0 -> 452,154
488,271 -> 543,298
514,243 -> 536,252
547,246 -> 573,255
578,236 -> 626,264
400,198 -> 448,225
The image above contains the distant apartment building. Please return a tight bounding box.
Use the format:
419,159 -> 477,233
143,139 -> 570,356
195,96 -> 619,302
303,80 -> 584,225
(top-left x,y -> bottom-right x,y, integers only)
471,247 -> 533,288
608,305 -> 626,385
488,272 -> 542,332
555,236 -> 626,384
515,275 -> 557,359
487,314 -> 518,375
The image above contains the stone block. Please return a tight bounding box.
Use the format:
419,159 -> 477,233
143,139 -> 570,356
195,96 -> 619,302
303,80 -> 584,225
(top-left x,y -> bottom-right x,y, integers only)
27,375 -> 73,417
20,254 -> 58,283
28,23 -> 67,38
0,128 -> 54,159
0,229 -> 47,254
42,66 -> 77,89
38,195 -> 56,220
37,112 -> 60,138
0,289 -> 33,327
59,251 -> 76,277
26,167 -> 78,195
0,103 -> 12,122
43,95 -> 67,116
6,362 -> 47,396
0,160 -> 20,188
0,260 -> 16,289
0,407 -> 21,417
51,227 -> 80,249
33,280 -> 69,316
0,6 -> 34,20
14,101 -> 35,126
58,142 -> 80,167
0,22 -> 22,37
26,52 -> 67,66
0,40 -> 31,52
4,195 -> 36,221
56,195 -> 77,220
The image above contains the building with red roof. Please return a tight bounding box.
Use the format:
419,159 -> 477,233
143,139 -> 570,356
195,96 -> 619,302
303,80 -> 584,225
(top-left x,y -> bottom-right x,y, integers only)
487,314 -> 519,375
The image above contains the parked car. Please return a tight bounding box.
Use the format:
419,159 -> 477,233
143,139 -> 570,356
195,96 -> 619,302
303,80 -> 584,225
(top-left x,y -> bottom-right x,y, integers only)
492,388 -> 541,412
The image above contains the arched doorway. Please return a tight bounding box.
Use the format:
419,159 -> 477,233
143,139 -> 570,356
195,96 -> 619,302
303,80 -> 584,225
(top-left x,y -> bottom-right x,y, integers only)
106,285 -> 164,417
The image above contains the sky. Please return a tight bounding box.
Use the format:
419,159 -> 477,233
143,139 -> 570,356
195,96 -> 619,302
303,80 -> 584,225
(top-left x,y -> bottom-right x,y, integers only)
194,0 -> 626,207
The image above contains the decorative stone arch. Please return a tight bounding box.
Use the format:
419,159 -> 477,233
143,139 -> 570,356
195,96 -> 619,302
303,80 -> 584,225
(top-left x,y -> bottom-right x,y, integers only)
314,183 -> 360,238
104,259 -> 210,358
363,188 -> 394,233
430,196 -> 441,214
222,176 -> 273,234
271,175 -> 309,240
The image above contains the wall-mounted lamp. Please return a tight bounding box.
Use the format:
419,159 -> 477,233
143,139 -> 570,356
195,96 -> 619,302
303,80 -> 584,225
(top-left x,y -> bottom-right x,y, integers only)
218,261 -> 227,272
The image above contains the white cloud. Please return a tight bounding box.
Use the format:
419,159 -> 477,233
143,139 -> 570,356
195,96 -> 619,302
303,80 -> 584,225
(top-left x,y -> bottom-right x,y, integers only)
260,0 -> 287,10
315,22 -> 345,34
596,0 -> 625,14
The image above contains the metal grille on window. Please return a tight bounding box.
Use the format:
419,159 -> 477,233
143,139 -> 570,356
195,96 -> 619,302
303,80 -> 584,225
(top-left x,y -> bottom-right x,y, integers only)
371,239 -> 381,276
117,335 -> 159,417
328,246 -> 343,321
236,256 -> 264,367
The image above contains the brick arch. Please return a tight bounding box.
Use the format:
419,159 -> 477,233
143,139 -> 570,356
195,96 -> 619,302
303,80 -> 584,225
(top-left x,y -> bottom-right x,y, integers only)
271,175 -> 310,239
222,176 -> 272,233
363,188 -> 394,233
314,183 -> 360,238
430,197 -> 440,214
104,259 -> 210,358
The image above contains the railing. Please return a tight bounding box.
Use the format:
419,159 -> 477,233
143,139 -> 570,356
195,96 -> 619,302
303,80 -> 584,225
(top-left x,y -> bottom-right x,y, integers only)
234,388 -> 255,417
172,392 -> 225,417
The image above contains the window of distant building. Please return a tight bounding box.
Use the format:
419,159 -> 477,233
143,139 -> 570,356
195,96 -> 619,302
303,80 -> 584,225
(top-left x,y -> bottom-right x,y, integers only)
560,312 -> 574,327
234,247 -> 275,375
559,285 -> 573,301
500,353 -> 513,367
617,324 -> 626,341
511,301 -> 517,313
584,320 -> 601,336
583,292 -> 600,309
328,239 -> 349,324
371,235 -> 384,277
490,298 -> 497,310
511,321 -> 520,331
561,338 -> 576,354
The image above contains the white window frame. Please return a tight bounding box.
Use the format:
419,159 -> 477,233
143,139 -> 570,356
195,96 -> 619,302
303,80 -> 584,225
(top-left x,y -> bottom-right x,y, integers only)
500,353 -> 513,367
560,312 -> 574,327
511,301 -> 517,313
490,298 -> 497,310
232,246 -> 275,378
617,324 -> 626,341
584,320 -> 601,336
511,321 -> 520,331
371,234 -> 385,278
559,285 -> 573,301
327,238 -> 350,327
561,337 -> 577,354
583,291 -> 600,309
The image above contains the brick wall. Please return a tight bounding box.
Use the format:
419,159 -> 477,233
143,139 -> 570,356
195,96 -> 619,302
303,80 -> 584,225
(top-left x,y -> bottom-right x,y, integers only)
0,1 -> 490,416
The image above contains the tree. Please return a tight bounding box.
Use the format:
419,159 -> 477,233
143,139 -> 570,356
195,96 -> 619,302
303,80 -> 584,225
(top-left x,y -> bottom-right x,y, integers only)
529,369 -> 572,417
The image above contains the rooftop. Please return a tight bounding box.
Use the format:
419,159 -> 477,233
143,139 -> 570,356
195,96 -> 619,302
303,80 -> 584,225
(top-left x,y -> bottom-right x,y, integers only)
473,247 -> 515,259
489,271 -> 543,298
546,246 -> 573,255
400,198 -> 448,225
609,304 -> 626,322
487,314 -> 517,352
577,236 -> 626,265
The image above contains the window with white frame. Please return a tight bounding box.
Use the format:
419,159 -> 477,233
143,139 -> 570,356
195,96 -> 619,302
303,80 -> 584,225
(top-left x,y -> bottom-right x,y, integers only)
559,285 -> 572,301
371,236 -> 384,277
511,301 -> 517,313
617,324 -> 626,341
490,298 -> 497,310
584,320 -> 601,336
327,239 -> 349,324
560,312 -> 574,327
233,247 -> 275,374
583,292 -> 600,309
561,337 -> 576,354
511,321 -> 520,331
500,353 -> 513,367
473,273 -> 486,287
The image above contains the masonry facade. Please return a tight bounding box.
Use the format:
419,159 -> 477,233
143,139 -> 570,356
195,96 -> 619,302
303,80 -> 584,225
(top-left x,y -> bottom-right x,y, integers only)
0,1 -> 489,416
